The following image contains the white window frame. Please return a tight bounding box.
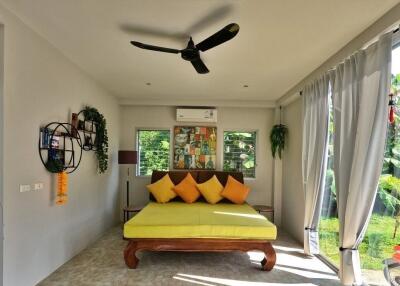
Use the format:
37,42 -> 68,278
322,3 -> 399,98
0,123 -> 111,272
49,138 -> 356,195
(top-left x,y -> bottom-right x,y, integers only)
136,128 -> 172,177
222,129 -> 258,179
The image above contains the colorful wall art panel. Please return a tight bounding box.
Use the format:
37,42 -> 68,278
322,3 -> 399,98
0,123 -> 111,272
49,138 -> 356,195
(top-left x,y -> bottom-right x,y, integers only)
173,126 -> 217,170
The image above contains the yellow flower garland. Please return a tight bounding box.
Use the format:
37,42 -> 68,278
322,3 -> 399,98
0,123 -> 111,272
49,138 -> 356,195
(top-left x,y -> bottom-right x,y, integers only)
56,171 -> 68,205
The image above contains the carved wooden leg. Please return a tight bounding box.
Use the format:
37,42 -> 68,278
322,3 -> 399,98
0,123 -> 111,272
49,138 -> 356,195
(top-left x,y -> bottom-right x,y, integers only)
124,241 -> 139,269
261,243 -> 276,271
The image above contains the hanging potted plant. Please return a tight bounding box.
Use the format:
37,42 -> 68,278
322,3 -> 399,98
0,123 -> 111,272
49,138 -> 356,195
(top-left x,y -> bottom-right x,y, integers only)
83,106 -> 109,173
270,107 -> 288,159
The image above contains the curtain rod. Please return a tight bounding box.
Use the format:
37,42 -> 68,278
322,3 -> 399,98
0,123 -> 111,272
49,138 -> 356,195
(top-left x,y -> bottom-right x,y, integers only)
299,27 -> 399,97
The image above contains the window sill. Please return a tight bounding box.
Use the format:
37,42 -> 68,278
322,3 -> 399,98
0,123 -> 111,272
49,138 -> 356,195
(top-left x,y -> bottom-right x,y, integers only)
135,175 -> 152,179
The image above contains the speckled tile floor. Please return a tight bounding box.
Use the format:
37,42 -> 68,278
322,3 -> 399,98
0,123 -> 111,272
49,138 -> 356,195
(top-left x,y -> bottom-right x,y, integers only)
38,226 -> 340,286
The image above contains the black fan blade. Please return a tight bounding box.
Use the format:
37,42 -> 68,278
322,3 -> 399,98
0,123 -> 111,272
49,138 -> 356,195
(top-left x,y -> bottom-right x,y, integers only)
130,41 -> 180,54
196,23 -> 239,52
191,58 -> 209,74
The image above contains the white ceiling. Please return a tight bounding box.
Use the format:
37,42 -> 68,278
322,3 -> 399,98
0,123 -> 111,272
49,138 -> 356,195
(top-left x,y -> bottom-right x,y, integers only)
1,0 -> 399,103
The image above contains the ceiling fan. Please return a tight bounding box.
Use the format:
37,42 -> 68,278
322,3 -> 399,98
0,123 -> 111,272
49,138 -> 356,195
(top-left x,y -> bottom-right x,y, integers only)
130,23 -> 239,74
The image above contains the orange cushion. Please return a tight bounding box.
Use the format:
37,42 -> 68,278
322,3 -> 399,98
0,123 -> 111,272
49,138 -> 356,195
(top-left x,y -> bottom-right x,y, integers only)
221,175 -> 250,204
173,173 -> 200,203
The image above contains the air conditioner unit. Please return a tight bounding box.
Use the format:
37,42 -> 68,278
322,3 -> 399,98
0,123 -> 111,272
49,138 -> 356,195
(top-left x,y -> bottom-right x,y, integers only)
176,108 -> 217,123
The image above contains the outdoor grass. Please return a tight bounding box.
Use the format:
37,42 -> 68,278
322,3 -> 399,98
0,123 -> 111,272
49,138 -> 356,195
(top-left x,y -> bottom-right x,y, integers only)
319,215 -> 400,270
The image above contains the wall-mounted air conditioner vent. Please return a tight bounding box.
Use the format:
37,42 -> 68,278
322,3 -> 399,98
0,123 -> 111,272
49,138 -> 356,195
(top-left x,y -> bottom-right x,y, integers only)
176,108 -> 217,123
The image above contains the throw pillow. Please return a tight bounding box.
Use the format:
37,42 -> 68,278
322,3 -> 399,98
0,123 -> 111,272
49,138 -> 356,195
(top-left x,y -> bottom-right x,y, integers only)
221,175 -> 250,204
196,175 -> 224,204
146,174 -> 176,203
173,173 -> 200,203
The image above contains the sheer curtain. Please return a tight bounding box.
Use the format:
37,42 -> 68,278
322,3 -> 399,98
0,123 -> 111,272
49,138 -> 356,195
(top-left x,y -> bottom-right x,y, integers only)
302,74 -> 330,255
330,32 -> 392,285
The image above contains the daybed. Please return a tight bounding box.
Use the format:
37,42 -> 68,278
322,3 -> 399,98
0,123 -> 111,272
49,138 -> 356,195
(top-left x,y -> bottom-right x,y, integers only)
123,170 -> 277,271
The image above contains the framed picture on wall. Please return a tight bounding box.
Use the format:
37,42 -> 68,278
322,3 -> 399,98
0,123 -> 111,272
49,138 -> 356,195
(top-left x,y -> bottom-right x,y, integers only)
173,126 -> 217,170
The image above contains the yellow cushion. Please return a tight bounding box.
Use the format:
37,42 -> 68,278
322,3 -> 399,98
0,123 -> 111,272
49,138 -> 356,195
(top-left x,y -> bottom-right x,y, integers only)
173,173 -> 200,203
196,175 -> 223,204
221,175 -> 250,204
146,174 -> 176,203
124,202 -> 277,240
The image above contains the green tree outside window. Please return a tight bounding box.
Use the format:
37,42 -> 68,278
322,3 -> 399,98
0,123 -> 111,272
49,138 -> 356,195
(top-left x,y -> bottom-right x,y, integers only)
137,130 -> 170,176
223,131 -> 256,178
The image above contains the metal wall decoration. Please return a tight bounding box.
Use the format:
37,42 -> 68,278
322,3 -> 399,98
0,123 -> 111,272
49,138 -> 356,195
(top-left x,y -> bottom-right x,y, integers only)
38,107 -> 107,206
39,106 -> 107,175
72,110 -> 97,151
173,126 -> 217,170
72,107 -> 108,174
38,122 -> 83,174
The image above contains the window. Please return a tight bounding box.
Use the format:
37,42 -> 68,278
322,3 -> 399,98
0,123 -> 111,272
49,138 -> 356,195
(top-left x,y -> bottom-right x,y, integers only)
137,129 -> 170,176
223,131 -> 256,178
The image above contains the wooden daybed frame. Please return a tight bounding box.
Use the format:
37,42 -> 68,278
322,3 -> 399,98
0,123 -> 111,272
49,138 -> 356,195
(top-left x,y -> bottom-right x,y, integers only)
124,238 -> 276,271
123,170 -> 277,271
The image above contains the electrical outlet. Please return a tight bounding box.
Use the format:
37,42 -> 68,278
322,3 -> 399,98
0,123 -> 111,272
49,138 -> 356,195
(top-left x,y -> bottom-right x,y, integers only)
34,183 -> 44,191
19,184 -> 31,192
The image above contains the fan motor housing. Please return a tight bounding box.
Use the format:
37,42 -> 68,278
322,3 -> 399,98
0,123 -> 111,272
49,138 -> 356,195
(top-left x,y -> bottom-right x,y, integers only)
181,48 -> 199,61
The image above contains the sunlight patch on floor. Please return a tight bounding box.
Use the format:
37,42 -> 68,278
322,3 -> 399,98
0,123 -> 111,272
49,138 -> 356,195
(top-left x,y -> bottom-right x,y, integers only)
246,247 -> 339,281
173,273 -> 319,286
278,253 -> 337,279
247,250 -> 265,261
273,265 -> 337,280
274,245 -> 303,252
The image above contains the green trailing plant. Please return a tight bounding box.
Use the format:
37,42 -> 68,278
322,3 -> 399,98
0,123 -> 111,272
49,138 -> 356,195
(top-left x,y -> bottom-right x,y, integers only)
270,124 -> 288,159
83,106 -> 109,173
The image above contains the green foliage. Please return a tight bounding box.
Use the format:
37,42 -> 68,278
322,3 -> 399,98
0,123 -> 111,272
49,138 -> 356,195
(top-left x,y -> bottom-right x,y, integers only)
270,124 -> 288,159
384,73 -> 400,173
392,74 -> 400,94
378,190 -> 400,216
379,175 -> 400,195
367,233 -> 383,258
138,130 -> 170,176
325,169 -> 336,197
319,215 -> 399,270
378,175 -> 400,215
223,132 -> 256,178
83,106 -> 109,173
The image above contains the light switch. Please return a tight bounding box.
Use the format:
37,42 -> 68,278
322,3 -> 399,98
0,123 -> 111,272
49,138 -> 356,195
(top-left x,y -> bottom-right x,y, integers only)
20,184 -> 31,192
34,183 -> 44,191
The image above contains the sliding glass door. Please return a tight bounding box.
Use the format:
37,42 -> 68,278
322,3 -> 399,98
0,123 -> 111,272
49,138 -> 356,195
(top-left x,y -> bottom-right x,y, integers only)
319,94 -> 340,267
361,43 -> 400,286
319,42 -> 400,285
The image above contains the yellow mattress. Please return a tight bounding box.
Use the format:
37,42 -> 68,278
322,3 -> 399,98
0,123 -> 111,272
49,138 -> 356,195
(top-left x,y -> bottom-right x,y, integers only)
124,202 -> 277,240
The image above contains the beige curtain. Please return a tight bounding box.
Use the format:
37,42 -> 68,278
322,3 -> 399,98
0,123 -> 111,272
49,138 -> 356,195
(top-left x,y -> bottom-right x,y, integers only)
302,74 -> 330,255
331,32 -> 392,285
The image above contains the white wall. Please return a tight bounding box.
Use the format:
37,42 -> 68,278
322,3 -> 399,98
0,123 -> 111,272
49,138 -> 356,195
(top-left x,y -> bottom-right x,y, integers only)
281,98 -> 304,243
120,105 -> 274,207
0,24 -> 4,286
278,3 -> 400,106
0,5 -> 120,286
